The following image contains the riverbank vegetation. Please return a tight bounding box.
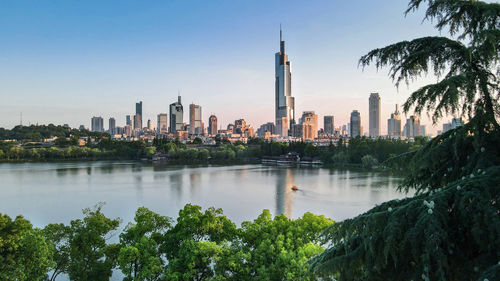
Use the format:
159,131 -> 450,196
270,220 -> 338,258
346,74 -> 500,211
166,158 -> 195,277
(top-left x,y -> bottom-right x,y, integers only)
0,204 -> 333,281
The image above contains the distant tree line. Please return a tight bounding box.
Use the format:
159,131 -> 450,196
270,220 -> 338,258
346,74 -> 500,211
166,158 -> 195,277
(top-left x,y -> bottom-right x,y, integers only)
0,204 -> 333,281
0,124 -> 107,141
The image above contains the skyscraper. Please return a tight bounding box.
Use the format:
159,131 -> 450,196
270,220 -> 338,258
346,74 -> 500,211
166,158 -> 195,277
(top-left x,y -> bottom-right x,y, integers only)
157,114 -> 168,134
300,111 -> 318,140
126,115 -> 131,126
324,116 -> 334,136
189,104 -> 203,135
108,117 -> 116,135
404,115 -> 421,138
350,110 -> 361,138
91,116 -> 104,133
169,96 -> 184,133
135,101 -> 143,130
369,93 -> 381,138
387,104 -> 401,138
208,115 -> 217,136
275,26 -> 295,137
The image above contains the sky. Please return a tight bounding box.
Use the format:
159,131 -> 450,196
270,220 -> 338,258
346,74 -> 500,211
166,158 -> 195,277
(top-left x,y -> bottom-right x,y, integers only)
0,0 -> 458,135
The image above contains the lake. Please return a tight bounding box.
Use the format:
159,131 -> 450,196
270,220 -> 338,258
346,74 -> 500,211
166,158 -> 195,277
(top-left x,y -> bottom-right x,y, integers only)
0,161 -> 409,227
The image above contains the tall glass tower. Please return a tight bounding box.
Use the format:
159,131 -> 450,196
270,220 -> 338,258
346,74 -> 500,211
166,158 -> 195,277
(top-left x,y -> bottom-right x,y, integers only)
275,26 -> 295,137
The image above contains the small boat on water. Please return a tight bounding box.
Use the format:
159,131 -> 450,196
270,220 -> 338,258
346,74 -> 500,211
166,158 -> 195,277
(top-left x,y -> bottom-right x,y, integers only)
291,185 -> 299,191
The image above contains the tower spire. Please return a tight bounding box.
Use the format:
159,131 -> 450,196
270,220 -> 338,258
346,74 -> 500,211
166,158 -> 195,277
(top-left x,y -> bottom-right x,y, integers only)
280,24 -> 282,42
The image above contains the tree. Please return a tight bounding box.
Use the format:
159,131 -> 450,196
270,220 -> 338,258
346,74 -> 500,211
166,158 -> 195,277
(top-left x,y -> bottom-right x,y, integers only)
309,1 -> 500,280
0,214 -> 54,281
43,223 -> 71,281
118,207 -> 172,281
66,203 -> 120,281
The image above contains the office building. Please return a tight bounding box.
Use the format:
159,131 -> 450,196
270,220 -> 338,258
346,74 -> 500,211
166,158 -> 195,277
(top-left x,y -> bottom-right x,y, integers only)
404,115 -> 421,138
208,115 -> 218,136
126,115 -> 131,126
300,111 -> 318,140
324,116 -> 334,136
387,104 -> 401,138
169,96 -> 184,133
369,93 -> 381,138
350,110 -> 361,138
189,103 -> 203,135
257,122 -> 276,137
91,116 -> 104,133
275,27 -> 295,137
134,101 -> 143,130
157,114 -> 168,134
108,117 -> 116,135
147,119 -> 155,131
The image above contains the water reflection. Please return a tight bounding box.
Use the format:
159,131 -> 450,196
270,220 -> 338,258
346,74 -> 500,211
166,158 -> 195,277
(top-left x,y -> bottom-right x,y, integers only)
276,168 -> 294,218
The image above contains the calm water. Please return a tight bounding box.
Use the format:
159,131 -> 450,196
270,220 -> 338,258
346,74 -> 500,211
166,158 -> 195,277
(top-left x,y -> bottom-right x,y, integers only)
0,161 -> 409,227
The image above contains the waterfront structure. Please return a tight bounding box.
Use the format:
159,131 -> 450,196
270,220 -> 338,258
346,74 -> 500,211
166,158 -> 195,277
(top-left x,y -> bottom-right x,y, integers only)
108,117 -> 116,135
126,115 -> 131,126
208,115 -> 217,136
157,114 -> 168,134
324,116 -> 334,136
134,101 -> 143,130
275,27 -> 295,137
404,115 -> 421,138
350,110 -> 361,138
387,104 -> 401,138
91,116 -> 104,133
369,93 -> 381,138
189,103 -> 203,135
169,96 -> 184,133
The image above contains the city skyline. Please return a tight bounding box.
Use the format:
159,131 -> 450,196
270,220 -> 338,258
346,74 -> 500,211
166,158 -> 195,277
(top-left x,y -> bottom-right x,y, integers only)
1,0 -> 459,134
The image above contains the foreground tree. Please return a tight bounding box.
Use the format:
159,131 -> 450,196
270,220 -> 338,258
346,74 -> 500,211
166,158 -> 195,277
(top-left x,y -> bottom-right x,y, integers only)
309,1 -> 500,280
0,214 -> 53,281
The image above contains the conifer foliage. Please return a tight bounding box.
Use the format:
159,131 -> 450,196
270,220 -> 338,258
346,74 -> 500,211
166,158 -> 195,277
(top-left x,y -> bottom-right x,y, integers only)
309,1 -> 500,280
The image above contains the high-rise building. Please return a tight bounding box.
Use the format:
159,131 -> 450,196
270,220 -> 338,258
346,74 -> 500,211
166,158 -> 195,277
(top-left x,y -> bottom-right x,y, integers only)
157,114 -> 168,134
404,115 -> 421,138
126,115 -> 131,126
443,122 -> 452,133
275,27 -> 295,137
300,111 -> 318,140
208,115 -> 217,136
387,104 -> 401,138
350,110 -> 361,138
369,93 -> 381,138
133,115 -> 142,131
234,119 -> 254,137
91,116 -> 104,133
169,96 -> 184,133
189,104 -> 203,135
420,125 -> 426,137
108,117 -> 116,135
257,122 -> 275,137
135,101 -> 143,130
451,117 -> 464,129
147,119 -> 155,131
324,116 -> 334,136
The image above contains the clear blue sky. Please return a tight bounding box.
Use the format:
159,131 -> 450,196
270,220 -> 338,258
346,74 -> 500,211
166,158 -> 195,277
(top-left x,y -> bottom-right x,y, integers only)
1,0 -> 451,134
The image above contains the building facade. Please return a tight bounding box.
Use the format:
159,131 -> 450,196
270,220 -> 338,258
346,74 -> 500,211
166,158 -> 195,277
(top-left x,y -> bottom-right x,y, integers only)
108,117 -> 116,135
134,101 -> 143,130
275,27 -> 295,137
169,96 -> 184,133
189,104 -> 203,135
350,110 -> 361,138
208,115 -> 217,136
369,93 -> 381,138
324,115 -> 334,136
91,116 -> 104,133
387,104 -> 401,138
157,114 -> 168,134
404,115 -> 421,138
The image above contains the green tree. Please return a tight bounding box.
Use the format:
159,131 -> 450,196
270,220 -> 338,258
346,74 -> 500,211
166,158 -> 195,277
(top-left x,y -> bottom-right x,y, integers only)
309,1 -> 500,280
118,207 -> 172,281
43,223 -> 71,281
0,214 -> 54,281
66,203 -> 121,281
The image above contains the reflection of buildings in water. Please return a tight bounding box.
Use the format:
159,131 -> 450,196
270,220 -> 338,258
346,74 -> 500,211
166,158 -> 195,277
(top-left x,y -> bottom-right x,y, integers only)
276,168 -> 294,218
169,172 -> 183,199
189,172 -> 201,191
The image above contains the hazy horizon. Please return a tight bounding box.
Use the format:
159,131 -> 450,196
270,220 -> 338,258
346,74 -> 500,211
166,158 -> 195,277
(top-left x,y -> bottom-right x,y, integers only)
1,0 -> 461,135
